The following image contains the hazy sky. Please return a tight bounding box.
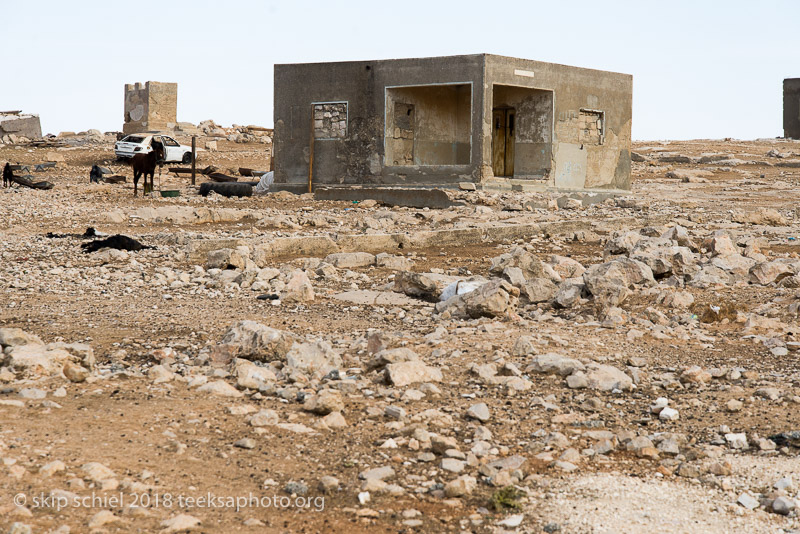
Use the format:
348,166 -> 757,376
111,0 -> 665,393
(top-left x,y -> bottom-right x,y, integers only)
3,1 -> 797,140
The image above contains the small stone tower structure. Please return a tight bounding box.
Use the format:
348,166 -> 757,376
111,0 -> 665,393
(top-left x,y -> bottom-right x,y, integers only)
123,81 -> 177,134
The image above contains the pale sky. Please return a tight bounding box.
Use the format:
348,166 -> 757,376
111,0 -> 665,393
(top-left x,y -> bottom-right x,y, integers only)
2,0 -> 797,140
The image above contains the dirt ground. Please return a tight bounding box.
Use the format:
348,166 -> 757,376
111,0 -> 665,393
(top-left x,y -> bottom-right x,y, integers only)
1,136 -> 800,534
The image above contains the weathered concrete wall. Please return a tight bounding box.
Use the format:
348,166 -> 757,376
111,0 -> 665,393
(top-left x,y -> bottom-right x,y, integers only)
123,81 -> 178,134
784,79 -> 800,139
274,54 -> 631,190
274,55 -> 484,187
0,113 -> 42,141
484,55 -> 632,190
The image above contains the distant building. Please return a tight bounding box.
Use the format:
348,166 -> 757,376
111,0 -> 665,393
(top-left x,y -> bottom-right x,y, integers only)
123,81 -> 178,134
273,54 -> 632,191
784,79 -> 800,139
0,111 -> 42,142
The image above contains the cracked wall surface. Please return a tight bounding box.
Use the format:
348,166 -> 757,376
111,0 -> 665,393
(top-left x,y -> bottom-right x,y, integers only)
123,81 -> 178,134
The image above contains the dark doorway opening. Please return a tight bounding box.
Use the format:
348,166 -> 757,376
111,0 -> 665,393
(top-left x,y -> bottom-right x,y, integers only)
492,107 -> 515,177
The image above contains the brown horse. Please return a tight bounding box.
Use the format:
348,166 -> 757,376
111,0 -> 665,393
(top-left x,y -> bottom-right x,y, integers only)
130,142 -> 164,196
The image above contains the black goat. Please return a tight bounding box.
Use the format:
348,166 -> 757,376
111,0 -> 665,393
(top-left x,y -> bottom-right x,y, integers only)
89,165 -> 103,183
3,163 -> 12,188
2,162 -> 55,190
47,227 -> 97,239
129,142 -> 164,196
81,235 -> 154,253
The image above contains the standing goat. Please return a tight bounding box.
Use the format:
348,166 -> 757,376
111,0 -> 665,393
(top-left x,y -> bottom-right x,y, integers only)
3,162 -> 13,188
129,142 -> 164,196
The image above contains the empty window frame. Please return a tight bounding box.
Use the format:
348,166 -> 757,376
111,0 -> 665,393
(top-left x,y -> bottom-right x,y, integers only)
385,83 -> 472,166
313,102 -> 348,139
579,108 -> 605,145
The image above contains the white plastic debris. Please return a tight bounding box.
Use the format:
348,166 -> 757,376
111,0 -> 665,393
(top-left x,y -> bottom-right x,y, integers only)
439,280 -> 486,302
254,171 -> 274,194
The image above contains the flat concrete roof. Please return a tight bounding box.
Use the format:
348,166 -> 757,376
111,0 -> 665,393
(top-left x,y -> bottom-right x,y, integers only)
275,53 -> 631,78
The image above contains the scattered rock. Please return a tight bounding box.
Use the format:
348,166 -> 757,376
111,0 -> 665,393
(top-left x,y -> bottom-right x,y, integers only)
196,380 -> 243,398
159,513 -> 201,533
465,403 -> 490,422
385,361 -> 443,387
220,321 -> 296,362
444,475 -> 476,497
435,280 -> 519,319
285,341 -> 342,377
303,389 -> 344,415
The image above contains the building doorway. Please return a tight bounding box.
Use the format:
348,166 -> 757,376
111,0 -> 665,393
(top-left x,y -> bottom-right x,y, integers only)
492,107 -> 515,177
492,85 -> 553,179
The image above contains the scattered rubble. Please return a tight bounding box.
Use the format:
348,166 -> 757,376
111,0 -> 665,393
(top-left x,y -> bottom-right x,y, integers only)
2,138 -> 800,533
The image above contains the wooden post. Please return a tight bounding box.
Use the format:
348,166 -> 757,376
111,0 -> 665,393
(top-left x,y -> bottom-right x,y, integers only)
308,105 -> 315,193
191,136 -> 196,185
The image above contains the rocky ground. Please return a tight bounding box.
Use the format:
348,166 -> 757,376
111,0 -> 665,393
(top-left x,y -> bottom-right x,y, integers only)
1,137 -> 800,534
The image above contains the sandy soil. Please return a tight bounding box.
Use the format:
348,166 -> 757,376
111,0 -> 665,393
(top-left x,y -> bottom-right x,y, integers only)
1,136 -> 799,533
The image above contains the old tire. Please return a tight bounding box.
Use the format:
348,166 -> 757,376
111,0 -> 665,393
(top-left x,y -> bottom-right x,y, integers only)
182,152 -> 193,164
199,182 -> 253,198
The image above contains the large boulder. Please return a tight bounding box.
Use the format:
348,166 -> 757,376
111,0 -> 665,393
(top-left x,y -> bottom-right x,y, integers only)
567,363 -> 633,392
733,207 -> 789,227
711,254 -> 757,278
526,353 -> 585,376
749,260 -> 798,285
282,269 -> 315,302
394,271 -> 460,300
582,258 -> 654,306
4,345 -> 78,378
629,238 -> 697,278
0,328 -> 44,348
435,280 -> 519,319
604,231 -> 643,257
519,278 -> 558,303
233,360 -> 277,390
385,360 -> 443,387
207,248 -> 248,270
219,321 -> 296,362
687,266 -> 735,288
303,389 -> 344,415
285,340 -> 342,377
553,278 -> 585,309
705,233 -> 738,257
545,255 -> 585,280
489,247 -> 559,282
661,225 -> 697,250
630,251 -> 673,277
48,342 -> 95,369
368,348 -> 420,370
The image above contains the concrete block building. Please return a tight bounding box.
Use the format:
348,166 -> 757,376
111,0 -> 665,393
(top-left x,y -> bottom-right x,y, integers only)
273,54 -> 632,191
123,81 -> 178,134
784,78 -> 800,139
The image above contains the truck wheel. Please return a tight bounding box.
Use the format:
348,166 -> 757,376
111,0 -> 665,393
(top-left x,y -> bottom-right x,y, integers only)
182,152 -> 193,164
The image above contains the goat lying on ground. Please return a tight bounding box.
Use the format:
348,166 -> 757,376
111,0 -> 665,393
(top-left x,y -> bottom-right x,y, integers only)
46,227 -> 98,239
129,142 -> 164,196
81,235 -> 154,253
